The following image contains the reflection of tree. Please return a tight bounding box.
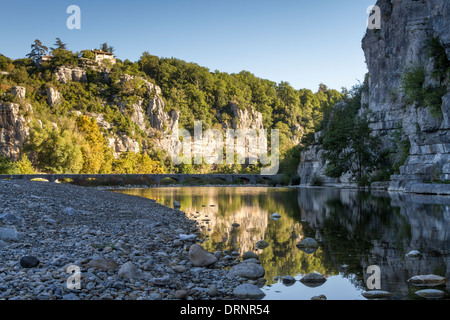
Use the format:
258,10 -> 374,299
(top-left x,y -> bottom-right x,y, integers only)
117,187 -> 450,298
314,191 -> 412,276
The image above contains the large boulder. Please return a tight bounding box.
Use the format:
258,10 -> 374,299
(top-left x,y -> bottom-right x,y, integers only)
233,284 -> 266,300
227,260 -> 265,280
189,244 -> 218,267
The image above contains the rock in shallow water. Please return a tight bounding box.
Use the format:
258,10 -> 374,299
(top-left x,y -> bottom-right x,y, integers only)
227,261 -> 265,280
362,290 -> 393,299
415,289 -> 446,299
296,238 -> 319,249
282,275 -> 296,286
242,251 -> 259,260
407,274 -> 447,287
271,213 -> 281,220
299,272 -> 326,287
406,250 -> 422,258
255,240 -> 269,250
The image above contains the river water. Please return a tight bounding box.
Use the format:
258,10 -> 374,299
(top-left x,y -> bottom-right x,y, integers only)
116,186 -> 450,300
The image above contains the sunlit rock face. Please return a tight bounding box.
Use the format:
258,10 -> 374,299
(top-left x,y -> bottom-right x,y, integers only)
299,0 -> 450,189
362,0 -> 450,189
0,102 -> 31,160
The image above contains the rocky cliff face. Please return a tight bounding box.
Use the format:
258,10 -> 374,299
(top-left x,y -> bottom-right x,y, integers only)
0,102 -> 31,160
363,0 -> 449,191
299,0 -> 450,191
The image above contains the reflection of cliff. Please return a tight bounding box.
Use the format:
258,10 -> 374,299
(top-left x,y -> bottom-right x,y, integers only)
298,187 -> 450,297
184,200 -> 269,255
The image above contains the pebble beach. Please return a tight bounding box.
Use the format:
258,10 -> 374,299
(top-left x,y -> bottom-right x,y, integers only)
0,179 -> 266,300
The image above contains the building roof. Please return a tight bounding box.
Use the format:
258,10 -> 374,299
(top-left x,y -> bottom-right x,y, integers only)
91,50 -> 114,56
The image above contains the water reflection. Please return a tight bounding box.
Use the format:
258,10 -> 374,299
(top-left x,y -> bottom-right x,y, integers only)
116,186 -> 450,300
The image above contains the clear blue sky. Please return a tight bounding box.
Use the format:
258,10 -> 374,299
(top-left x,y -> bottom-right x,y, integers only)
0,0 -> 375,91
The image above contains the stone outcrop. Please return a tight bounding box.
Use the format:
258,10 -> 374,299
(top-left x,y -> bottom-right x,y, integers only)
0,102 -> 31,160
362,0 -> 450,191
147,95 -> 178,134
298,0 -> 450,192
107,134 -> 140,159
55,66 -> 87,84
46,87 -> 61,107
298,132 -> 337,186
11,86 -> 26,100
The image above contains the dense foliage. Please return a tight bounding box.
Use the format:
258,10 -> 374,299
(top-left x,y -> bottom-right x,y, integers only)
0,39 -> 345,176
321,84 -> 384,186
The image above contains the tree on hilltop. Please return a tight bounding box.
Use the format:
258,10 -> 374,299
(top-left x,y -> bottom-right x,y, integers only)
26,39 -> 48,62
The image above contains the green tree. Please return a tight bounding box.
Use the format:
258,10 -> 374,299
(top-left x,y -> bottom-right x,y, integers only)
26,39 -> 48,62
25,119 -> 84,173
99,42 -> 114,53
51,38 -> 67,51
76,115 -> 106,174
322,86 -> 381,186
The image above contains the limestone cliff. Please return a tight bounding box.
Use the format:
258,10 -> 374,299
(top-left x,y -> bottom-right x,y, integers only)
363,0 -> 449,191
0,102 -> 31,160
299,0 -> 450,192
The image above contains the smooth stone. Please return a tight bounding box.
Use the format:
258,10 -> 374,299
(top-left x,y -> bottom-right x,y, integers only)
148,293 -> 162,300
0,227 -> 21,241
255,240 -> 270,250
44,218 -> 57,224
62,293 -> 80,300
0,240 -> 7,249
299,272 -> 326,287
20,256 -> 40,268
63,207 -> 78,216
296,238 -> 319,254
85,258 -> 119,271
189,244 -> 218,267
311,294 -> 327,300
242,258 -> 260,264
118,262 -> 149,279
242,251 -> 259,260
282,275 -> 296,285
233,284 -> 266,300
173,239 -> 183,247
227,261 -> 265,280
172,265 -> 187,273
407,274 -> 447,287
179,234 -> 197,242
175,290 -> 188,299
151,276 -> 172,286
271,213 -> 281,220
362,290 -> 393,299
208,285 -> 218,297
415,289 -> 445,299
296,238 -> 319,248
0,213 -> 20,223
406,250 -> 422,258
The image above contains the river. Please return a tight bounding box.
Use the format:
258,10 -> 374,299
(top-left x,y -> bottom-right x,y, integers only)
115,186 -> 450,300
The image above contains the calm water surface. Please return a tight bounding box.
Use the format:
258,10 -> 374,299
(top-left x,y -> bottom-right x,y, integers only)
116,186 -> 450,300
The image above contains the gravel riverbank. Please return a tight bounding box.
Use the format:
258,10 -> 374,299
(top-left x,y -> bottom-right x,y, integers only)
0,179 -> 266,300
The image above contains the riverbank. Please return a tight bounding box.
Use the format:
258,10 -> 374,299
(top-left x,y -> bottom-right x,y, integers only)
0,179 -> 262,300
